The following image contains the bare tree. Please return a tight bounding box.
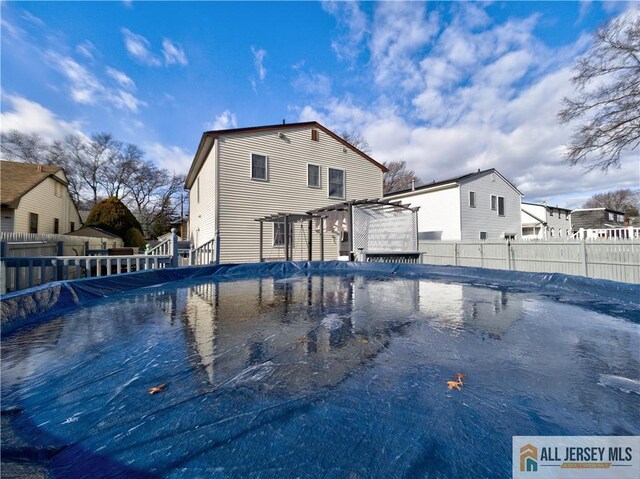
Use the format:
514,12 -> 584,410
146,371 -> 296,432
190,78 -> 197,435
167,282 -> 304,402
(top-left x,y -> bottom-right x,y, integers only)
100,143 -> 143,200
559,10 -> 640,171
584,188 -> 640,216
340,130 -> 371,154
0,130 -> 48,163
383,161 -> 422,194
124,160 -> 185,237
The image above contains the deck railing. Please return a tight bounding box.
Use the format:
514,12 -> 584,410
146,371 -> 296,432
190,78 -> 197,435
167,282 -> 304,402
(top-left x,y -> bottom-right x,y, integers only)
190,234 -> 218,266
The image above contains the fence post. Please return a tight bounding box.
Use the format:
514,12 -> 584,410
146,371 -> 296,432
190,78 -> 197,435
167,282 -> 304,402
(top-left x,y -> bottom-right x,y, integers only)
0,241 -> 6,295
506,239 -> 512,270
453,242 -> 459,266
170,228 -> 179,267
56,241 -> 64,280
215,231 -> 220,266
580,239 -> 588,277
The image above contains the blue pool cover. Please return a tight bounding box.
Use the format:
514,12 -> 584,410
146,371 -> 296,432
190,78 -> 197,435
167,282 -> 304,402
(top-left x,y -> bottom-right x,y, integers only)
1,261 -> 639,478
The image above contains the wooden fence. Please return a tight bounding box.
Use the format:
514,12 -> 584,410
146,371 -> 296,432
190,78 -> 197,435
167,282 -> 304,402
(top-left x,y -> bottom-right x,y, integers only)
418,240 -> 640,284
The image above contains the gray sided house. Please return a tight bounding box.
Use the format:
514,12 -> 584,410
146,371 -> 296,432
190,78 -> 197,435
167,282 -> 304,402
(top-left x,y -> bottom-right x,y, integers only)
385,169 -> 522,241
185,122 -> 387,263
521,202 -> 572,239
571,208 -> 626,232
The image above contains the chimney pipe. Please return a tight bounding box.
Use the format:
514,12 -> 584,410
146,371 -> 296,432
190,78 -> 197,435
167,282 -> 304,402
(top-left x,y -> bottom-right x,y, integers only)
411,179 -> 415,191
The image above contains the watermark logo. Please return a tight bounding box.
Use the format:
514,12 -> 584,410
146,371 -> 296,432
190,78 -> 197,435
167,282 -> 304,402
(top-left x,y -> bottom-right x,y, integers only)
513,436 -> 639,479
520,444 -> 538,472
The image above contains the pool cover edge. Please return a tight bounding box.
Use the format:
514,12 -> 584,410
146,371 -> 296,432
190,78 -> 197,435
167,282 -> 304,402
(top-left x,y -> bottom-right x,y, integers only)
2,261 -> 639,336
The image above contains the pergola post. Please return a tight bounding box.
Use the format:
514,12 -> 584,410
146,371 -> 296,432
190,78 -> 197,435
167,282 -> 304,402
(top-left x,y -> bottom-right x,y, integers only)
320,217 -> 324,261
259,220 -> 264,263
284,215 -> 290,262
307,219 -> 313,261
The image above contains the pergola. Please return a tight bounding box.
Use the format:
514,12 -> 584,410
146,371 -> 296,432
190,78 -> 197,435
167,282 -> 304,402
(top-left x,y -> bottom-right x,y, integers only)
255,199 -> 420,263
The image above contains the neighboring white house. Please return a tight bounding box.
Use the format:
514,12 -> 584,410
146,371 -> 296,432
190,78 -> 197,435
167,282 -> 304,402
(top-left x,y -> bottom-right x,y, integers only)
1,160 -> 82,235
521,202 -> 572,240
185,122 -> 387,263
385,169 -> 522,241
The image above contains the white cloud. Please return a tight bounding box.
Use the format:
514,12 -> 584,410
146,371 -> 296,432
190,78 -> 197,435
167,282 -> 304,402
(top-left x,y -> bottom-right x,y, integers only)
292,71 -> 332,97
0,94 -> 83,141
21,10 -> 44,27
251,46 -> 267,81
206,110 -> 238,131
300,5 -> 639,208
323,1 -> 368,64
45,51 -> 146,112
162,38 -> 188,66
76,40 -> 98,60
144,142 -> 193,175
105,67 -> 136,90
121,28 -> 161,66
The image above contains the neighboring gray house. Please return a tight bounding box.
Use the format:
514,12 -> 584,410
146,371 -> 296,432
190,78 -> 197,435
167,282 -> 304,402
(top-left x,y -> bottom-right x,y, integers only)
185,121 -> 387,263
521,202 -> 572,239
1,160 -> 82,235
385,169 -> 523,241
571,208 -> 626,232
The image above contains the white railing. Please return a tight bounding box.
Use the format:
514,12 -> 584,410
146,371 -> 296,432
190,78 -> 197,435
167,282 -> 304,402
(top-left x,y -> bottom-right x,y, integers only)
574,227 -> 640,240
190,235 -> 218,266
418,240 -> 640,284
0,254 -> 172,293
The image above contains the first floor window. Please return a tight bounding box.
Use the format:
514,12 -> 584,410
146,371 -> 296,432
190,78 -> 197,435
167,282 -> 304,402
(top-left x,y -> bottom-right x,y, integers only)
70,221 -> 75,232
479,231 -> 487,240
307,164 -> 320,188
328,168 -> 345,199
54,218 -> 59,234
29,213 -> 38,233
497,196 -> 505,216
251,154 -> 268,181
469,191 -> 476,208
273,222 -> 292,247
490,195 -> 497,211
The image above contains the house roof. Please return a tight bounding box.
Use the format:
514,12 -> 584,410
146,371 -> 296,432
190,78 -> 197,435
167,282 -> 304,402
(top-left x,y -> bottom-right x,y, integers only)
184,121 -> 388,189
0,160 -> 66,208
522,201 -> 572,212
384,168 -> 523,197
66,226 -> 122,239
571,207 -> 626,215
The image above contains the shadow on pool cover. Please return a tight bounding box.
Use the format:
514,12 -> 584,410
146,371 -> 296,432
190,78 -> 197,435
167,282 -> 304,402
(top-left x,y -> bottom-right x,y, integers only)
1,262 -> 639,478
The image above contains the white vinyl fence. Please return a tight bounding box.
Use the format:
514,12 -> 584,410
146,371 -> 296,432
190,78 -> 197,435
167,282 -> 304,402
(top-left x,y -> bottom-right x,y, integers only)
419,240 -> 640,284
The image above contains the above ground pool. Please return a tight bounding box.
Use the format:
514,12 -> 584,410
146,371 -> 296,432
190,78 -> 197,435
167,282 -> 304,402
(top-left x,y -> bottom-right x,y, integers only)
2,262 -> 639,478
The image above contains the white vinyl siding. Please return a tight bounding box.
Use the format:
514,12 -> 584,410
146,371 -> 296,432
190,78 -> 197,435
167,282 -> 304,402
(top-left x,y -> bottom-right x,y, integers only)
11,172 -> 81,235
214,126 -> 383,263
188,140 -> 217,248
458,172 -> 521,240
386,185 -> 462,241
307,164 -> 321,188
328,168 -> 345,199
251,153 -> 268,181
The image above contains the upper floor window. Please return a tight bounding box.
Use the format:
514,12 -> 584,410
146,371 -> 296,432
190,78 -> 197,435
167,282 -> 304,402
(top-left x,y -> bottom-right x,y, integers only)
498,196 -> 505,216
469,191 -> 476,208
54,218 -> 59,234
251,153 -> 268,181
29,213 -> 38,234
490,195 -> 497,211
70,221 -> 75,232
307,164 -> 321,188
549,209 -> 554,217
328,168 -> 345,199
54,183 -> 62,198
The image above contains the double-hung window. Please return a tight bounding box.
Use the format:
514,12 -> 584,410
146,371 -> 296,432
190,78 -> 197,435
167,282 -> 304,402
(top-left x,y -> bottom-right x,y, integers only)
490,195 -> 497,211
251,154 -> 268,181
307,164 -> 321,188
328,168 -> 345,199
497,196 -> 505,216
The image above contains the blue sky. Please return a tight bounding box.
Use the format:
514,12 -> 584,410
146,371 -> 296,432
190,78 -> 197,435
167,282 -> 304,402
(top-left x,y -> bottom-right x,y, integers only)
1,1 -> 638,208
